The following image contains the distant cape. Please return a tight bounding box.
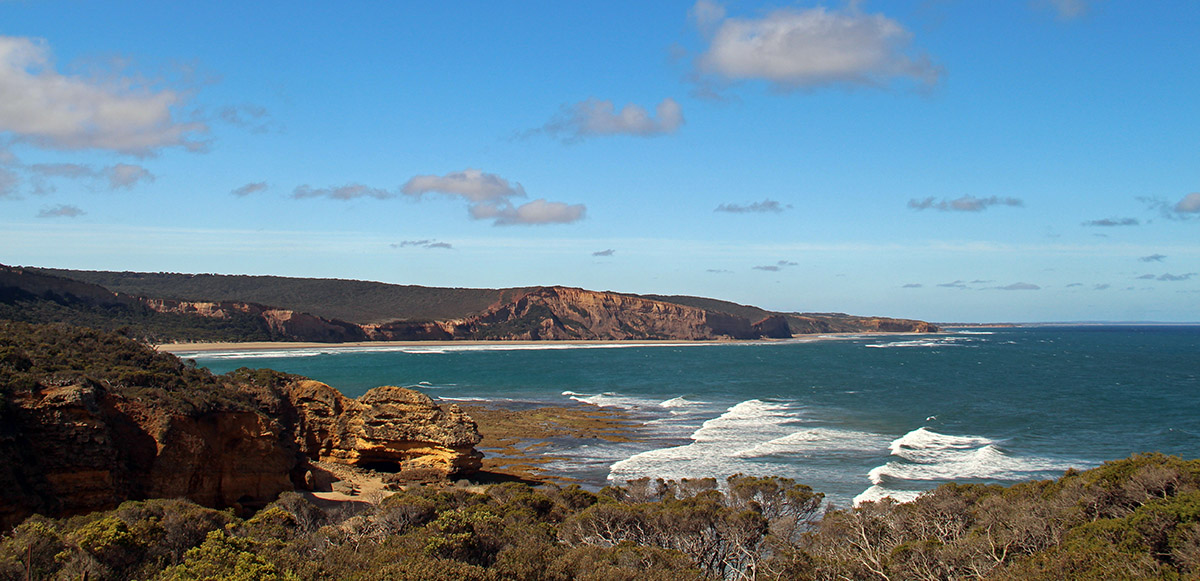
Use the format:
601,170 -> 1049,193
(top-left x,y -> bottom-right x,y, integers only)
2,264 -> 937,344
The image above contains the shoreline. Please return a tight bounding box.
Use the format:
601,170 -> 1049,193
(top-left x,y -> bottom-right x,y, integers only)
155,332 -> 936,354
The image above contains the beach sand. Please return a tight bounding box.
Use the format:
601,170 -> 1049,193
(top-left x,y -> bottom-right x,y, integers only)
153,333 -> 912,355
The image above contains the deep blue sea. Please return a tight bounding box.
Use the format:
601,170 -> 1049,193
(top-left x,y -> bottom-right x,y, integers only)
180,326 -> 1200,507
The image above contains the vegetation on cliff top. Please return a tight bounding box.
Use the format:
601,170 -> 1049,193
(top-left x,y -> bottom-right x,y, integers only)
0,320 -> 265,414
2,454 -> 1199,580
30,268 -> 533,325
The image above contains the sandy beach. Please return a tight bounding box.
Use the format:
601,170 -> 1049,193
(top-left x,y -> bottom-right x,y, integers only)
154,333 -> 923,354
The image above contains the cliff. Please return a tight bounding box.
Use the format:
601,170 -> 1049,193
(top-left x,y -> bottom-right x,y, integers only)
0,322 -> 482,530
4,264 -> 939,343
365,286 -> 792,341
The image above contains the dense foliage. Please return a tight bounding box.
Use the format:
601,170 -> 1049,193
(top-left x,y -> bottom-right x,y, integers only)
31,269 -> 531,324
0,320 -> 260,414
0,283 -> 279,344
2,454 -> 1198,580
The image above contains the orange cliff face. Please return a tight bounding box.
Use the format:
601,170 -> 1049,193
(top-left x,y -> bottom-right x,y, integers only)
365,286 -> 794,341
0,379 -> 482,530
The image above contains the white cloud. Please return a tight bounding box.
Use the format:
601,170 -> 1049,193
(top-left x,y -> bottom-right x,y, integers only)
715,199 -> 791,213
292,183 -> 395,200
37,203 -> 84,218
539,98 -> 683,142
402,168 -> 525,202
473,198 -> 586,226
0,36 -> 205,155
1175,193 -> 1200,214
1043,0 -> 1090,19
909,196 -> 1023,212
994,282 -> 1040,290
0,166 -> 17,197
1082,217 -> 1139,227
694,4 -> 940,90
231,182 -> 268,197
106,163 -> 154,189
403,169 -> 585,226
391,239 -> 453,250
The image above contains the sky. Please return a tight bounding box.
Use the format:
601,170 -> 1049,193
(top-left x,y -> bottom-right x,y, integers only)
1,1 -> 1198,323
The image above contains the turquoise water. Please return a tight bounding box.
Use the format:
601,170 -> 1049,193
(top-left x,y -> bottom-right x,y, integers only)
182,326 -> 1200,507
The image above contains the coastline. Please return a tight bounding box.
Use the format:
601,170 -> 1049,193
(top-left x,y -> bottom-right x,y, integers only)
155,332 -> 936,354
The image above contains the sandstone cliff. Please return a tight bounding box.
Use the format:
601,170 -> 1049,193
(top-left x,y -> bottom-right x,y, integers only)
141,297 -> 366,342
0,322 -> 483,530
4,263 -> 939,343
365,286 -> 794,341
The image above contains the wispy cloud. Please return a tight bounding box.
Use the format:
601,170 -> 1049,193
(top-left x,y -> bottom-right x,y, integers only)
902,283 -> 923,288
106,163 -> 154,189
231,182 -> 268,197
23,161 -> 154,193
592,249 -> 615,257
391,239 -> 452,250
1143,193 -> 1200,220
217,104 -> 278,134
292,184 -> 394,200
753,260 -> 798,272
535,98 -> 683,142
908,196 -> 1023,212
1082,217 -> 1139,227
937,280 -> 968,289
1093,284 -> 1111,290
0,167 -> 17,198
1139,254 -> 1167,263
37,204 -> 84,218
714,199 -> 792,213
1155,273 -> 1196,282
0,35 -> 205,155
994,282 -> 1040,291
1042,0 -> 1091,20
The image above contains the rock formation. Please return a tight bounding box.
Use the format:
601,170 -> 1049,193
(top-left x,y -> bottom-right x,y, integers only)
0,382 -> 302,529
284,380 -> 482,481
0,322 -> 484,529
366,286 -> 796,341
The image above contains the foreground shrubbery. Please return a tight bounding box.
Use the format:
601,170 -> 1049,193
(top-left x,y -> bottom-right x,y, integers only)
2,454 -> 1199,580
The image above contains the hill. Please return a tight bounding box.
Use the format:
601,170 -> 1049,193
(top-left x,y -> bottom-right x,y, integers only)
6,265 -> 937,343
32,267 -> 530,324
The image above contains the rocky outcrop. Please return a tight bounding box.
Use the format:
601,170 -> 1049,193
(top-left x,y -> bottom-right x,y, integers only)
785,314 -> 938,334
285,380 -> 482,481
0,320 -> 485,530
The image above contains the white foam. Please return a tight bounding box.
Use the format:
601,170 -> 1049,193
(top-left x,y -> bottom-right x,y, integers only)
566,391 -> 664,410
867,428 -> 1078,486
863,336 -> 974,349
853,485 -> 922,506
734,428 -> 890,458
660,396 -> 704,408
609,399 -> 812,482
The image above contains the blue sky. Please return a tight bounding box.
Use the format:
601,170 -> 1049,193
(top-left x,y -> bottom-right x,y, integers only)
2,1 -> 1198,323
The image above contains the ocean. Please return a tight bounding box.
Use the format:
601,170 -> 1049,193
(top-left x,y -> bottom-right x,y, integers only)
179,326 -> 1200,508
